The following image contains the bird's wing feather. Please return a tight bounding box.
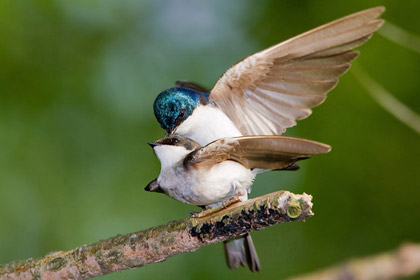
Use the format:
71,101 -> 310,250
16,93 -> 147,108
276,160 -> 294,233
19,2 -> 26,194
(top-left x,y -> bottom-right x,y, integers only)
144,179 -> 164,193
210,7 -> 385,135
175,81 -> 209,93
184,135 -> 331,170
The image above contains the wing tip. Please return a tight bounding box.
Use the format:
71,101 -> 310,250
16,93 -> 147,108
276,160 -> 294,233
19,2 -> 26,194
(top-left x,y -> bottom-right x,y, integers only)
370,18 -> 385,29
372,6 -> 386,15
209,7 -> 386,137
292,137 -> 332,155
305,140 -> 331,155
374,18 -> 385,30
357,6 -> 386,19
322,143 -> 332,154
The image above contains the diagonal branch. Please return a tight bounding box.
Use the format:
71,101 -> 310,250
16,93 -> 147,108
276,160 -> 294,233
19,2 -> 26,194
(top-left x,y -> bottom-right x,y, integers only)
287,243 -> 420,280
0,191 -> 313,280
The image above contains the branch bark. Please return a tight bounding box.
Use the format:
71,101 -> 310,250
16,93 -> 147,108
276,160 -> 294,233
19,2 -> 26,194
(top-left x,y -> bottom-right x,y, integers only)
0,190 -> 313,280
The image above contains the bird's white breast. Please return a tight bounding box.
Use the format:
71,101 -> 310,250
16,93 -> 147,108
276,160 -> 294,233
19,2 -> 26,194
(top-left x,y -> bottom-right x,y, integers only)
187,161 -> 255,206
174,105 -> 242,146
154,145 -> 255,206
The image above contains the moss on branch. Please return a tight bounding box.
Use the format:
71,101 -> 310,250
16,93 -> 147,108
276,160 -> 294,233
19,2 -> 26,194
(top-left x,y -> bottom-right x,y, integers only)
0,190 -> 313,280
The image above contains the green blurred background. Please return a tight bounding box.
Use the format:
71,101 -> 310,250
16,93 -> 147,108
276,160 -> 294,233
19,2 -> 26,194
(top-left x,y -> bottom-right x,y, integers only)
1,0 -> 420,279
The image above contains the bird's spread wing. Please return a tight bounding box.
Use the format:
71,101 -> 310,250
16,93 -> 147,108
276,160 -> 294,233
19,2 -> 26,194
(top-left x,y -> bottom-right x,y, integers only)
210,7 -> 385,135
184,135 -> 331,170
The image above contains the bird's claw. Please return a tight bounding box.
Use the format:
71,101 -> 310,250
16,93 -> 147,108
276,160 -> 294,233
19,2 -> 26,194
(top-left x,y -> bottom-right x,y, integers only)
190,195 -> 242,218
221,195 -> 242,208
189,210 -> 200,217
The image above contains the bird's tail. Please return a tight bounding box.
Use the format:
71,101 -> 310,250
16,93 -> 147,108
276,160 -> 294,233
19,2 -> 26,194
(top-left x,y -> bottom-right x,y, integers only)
224,233 -> 260,272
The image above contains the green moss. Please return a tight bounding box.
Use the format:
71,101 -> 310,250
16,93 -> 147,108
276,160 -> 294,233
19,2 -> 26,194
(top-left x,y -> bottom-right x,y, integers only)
9,260 -> 25,271
166,221 -> 186,233
107,249 -> 122,264
101,234 -> 127,250
96,251 -> 105,268
189,218 -> 199,227
161,234 -> 176,246
46,257 -> 67,271
129,234 -> 137,250
145,226 -> 160,239
112,234 -> 127,246
33,270 -> 41,280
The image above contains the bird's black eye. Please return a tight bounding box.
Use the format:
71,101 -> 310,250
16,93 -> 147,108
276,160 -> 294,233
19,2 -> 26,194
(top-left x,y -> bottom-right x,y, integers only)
169,137 -> 180,145
162,137 -> 180,146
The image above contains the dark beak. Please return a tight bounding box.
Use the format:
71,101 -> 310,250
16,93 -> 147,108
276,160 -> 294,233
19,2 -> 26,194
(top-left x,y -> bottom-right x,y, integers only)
148,142 -> 161,148
167,125 -> 175,134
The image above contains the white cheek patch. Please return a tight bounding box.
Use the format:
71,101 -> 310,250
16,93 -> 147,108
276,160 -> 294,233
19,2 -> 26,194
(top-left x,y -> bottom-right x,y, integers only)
154,146 -> 190,169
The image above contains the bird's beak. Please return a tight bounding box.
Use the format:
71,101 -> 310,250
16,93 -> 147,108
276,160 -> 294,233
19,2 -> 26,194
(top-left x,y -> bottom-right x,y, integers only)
167,125 -> 176,135
148,142 -> 161,148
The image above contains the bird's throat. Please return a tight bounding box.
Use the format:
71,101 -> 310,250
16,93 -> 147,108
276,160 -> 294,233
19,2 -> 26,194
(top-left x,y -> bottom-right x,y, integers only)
175,105 -> 242,146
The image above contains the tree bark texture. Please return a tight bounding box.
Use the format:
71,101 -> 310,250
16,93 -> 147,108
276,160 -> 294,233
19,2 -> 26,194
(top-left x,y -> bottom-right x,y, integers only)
0,190 -> 313,280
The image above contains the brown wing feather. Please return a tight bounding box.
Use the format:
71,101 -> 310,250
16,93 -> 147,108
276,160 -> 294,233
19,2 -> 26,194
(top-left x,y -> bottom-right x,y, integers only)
185,136 -> 331,170
210,7 -> 385,135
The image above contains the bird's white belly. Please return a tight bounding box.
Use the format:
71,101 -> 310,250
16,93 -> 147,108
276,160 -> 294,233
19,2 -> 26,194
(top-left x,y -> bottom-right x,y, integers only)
175,105 -> 242,146
159,161 -> 255,206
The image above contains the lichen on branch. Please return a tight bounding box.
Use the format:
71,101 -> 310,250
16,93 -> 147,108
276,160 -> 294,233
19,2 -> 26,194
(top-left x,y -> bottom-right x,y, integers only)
0,190 -> 313,280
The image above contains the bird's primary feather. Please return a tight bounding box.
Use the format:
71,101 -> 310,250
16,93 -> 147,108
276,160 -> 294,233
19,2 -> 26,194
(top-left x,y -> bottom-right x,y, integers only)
184,135 -> 331,170
210,6 -> 385,135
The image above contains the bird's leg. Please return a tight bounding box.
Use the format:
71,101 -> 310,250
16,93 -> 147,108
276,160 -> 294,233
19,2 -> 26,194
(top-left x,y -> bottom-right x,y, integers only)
190,194 -> 243,218
189,206 -> 207,217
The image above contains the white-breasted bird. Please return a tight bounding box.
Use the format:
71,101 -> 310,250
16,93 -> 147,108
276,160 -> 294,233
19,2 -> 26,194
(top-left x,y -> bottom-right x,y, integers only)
146,134 -> 331,271
153,7 -> 385,146
149,7 -> 385,271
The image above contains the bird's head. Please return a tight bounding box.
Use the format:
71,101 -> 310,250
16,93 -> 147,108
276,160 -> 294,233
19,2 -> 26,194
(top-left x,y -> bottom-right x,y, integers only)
148,134 -> 200,151
148,135 -> 201,167
153,87 -> 210,133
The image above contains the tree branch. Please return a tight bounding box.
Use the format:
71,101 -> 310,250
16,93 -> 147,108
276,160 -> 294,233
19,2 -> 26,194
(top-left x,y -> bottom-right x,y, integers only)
287,243 -> 420,280
0,190 -> 313,280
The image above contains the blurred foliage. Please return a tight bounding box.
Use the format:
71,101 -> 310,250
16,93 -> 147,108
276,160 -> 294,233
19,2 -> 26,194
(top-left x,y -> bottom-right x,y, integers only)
1,0 -> 420,279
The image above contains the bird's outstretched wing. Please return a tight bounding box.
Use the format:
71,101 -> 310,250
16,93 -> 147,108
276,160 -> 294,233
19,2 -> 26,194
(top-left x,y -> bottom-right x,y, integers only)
210,7 -> 385,135
184,135 -> 331,170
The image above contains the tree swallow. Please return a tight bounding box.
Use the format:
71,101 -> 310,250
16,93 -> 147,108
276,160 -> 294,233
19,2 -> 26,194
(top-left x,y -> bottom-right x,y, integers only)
146,134 -> 331,271
153,7 -> 385,146
149,7 -> 384,271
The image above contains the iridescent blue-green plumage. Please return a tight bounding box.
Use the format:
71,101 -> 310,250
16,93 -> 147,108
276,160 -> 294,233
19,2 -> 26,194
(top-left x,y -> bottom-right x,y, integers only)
153,87 -> 210,133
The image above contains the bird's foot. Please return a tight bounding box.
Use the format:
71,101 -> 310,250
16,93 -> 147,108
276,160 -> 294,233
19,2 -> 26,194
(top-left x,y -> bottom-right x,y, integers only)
222,195 -> 242,208
189,210 -> 200,216
190,195 -> 242,218
189,206 -> 207,217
